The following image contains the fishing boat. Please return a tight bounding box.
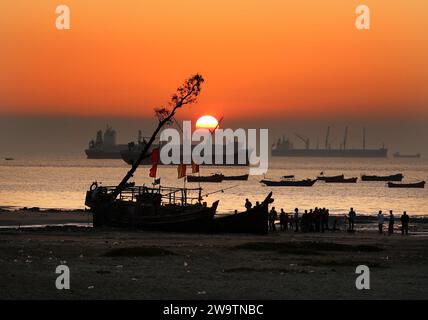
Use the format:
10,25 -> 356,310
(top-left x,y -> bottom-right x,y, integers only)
187,174 -> 224,183
222,174 -> 249,181
361,173 -> 403,182
387,181 -> 425,189
324,176 -> 358,183
393,152 -> 421,158
212,192 -> 273,234
260,179 -> 317,187
85,184 -> 219,232
317,174 -> 344,181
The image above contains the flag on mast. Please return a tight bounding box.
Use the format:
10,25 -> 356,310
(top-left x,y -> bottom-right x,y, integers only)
177,164 -> 187,179
149,148 -> 160,178
191,162 -> 199,174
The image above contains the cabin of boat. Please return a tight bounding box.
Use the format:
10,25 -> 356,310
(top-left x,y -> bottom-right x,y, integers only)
85,184 -> 219,232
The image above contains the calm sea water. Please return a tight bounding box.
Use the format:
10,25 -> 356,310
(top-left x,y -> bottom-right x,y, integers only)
0,155 -> 427,216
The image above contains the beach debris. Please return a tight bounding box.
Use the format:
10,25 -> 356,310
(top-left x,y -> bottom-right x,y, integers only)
184,261 -> 188,267
116,265 -> 123,268
79,254 -> 84,258
88,285 -> 94,289
197,291 -> 206,295
60,260 -> 67,264
131,278 -> 138,281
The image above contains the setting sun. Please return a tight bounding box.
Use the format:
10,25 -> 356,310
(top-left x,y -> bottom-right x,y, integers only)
195,115 -> 219,130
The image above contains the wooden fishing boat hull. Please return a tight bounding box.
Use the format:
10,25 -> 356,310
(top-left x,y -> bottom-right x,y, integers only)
362,174 -> 403,181
90,199 -> 219,232
260,179 -> 316,187
212,192 -> 273,234
317,174 -> 344,181
187,175 -> 224,183
325,177 -> 358,183
387,181 -> 425,189
393,152 -> 421,158
222,174 -> 249,181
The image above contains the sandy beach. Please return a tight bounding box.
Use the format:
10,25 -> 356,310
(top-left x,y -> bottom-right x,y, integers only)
1,211 -> 427,300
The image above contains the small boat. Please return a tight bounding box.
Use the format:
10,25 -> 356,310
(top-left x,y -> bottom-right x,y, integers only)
187,174 -> 224,183
260,179 -> 317,187
4,157 -> 14,161
387,181 -> 425,189
325,176 -> 358,183
222,174 -> 249,181
317,174 -> 344,181
362,173 -> 403,182
393,152 -> 421,158
212,192 -> 273,234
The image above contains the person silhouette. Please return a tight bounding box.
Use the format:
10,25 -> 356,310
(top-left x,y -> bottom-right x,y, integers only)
400,211 -> 410,235
269,207 -> 278,232
378,210 -> 384,234
388,210 -> 395,234
348,208 -> 356,231
294,208 -> 299,232
245,198 -> 252,211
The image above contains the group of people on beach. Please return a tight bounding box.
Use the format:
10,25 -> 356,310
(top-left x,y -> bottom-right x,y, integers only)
266,207 -> 339,233
377,210 -> 410,235
244,199 -> 411,235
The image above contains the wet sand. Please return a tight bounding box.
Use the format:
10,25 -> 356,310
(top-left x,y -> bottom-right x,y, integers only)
0,210 -> 91,227
1,214 -> 428,299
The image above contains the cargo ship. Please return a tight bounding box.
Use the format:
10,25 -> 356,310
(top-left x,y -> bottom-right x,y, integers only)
85,127 -> 250,165
272,127 -> 388,158
85,126 -> 138,159
121,140 -> 250,166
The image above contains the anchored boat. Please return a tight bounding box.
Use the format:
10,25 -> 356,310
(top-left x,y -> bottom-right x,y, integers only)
317,174 -> 344,181
324,176 -> 358,183
260,179 -> 317,187
387,181 -> 425,189
186,173 -> 249,183
362,173 -> 403,182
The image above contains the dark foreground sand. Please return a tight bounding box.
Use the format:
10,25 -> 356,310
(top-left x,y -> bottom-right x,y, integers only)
1,213 -> 428,299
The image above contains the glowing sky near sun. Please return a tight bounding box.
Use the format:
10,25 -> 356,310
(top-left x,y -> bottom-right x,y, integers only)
0,0 -> 427,120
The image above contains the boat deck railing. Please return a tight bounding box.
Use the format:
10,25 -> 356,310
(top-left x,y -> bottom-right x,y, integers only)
98,185 -> 203,206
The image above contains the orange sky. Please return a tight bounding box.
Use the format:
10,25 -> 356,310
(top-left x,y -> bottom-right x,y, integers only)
0,0 -> 427,120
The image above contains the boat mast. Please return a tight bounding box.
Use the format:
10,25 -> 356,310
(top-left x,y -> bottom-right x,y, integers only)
363,127 -> 366,150
343,126 -> 348,150
111,74 -> 204,200
325,126 -> 330,150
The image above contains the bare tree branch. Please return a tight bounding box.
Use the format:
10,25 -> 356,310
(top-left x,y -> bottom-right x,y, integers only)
111,74 -> 204,199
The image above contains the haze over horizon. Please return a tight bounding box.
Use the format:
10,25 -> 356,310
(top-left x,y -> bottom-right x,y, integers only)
1,115 -> 427,157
